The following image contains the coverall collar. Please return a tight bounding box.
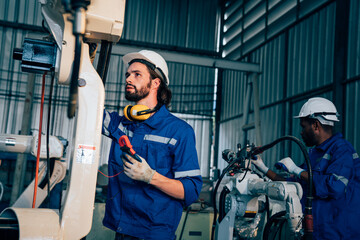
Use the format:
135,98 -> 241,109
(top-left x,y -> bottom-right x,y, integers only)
143,104 -> 169,129
315,132 -> 343,152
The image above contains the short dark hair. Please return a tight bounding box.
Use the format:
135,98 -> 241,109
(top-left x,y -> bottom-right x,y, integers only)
305,117 -> 333,133
147,65 -> 172,108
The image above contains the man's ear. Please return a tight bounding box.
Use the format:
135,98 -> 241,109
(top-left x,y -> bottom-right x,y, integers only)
313,120 -> 321,131
152,78 -> 161,90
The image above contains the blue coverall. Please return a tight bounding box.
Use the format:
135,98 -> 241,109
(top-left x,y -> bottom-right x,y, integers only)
102,105 -> 203,240
299,133 -> 360,239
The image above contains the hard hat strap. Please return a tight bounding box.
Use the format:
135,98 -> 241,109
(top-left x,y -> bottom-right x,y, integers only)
311,112 -> 338,116
310,112 -> 340,118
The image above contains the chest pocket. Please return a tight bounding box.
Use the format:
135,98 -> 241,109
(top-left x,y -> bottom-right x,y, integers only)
142,134 -> 177,169
314,153 -> 332,173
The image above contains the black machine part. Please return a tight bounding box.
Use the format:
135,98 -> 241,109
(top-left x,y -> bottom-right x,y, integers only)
13,38 -> 57,74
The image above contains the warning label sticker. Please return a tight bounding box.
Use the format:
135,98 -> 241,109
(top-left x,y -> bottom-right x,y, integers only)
76,144 -> 96,164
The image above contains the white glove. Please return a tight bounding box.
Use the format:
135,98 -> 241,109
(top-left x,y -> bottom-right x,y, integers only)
276,157 -> 304,177
122,154 -> 156,184
251,155 -> 269,174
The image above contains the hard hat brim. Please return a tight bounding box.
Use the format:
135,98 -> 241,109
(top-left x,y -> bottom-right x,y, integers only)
123,52 -> 153,67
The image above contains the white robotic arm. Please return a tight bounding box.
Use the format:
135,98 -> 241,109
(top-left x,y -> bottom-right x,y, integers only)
0,132 -> 64,159
0,0 -> 126,239
215,172 -> 303,240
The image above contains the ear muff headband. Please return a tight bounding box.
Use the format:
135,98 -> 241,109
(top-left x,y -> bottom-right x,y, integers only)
124,104 -> 160,121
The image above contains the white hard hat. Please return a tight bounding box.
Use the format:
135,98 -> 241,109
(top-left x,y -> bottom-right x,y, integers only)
294,97 -> 340,126
123,50 -> 169,85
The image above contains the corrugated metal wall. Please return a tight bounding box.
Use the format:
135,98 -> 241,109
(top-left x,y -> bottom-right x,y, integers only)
221,0 -> 332,59
217,0 -> 360,172
0,0 -> 42,25
0,0 -> 220,179
345,0 -> 360,150
122,0 -> 218,51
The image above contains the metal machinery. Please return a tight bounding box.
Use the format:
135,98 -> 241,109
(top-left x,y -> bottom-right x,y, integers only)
0,132 -> 66,208
213,136 -> 314,240
0,0 -> 125,239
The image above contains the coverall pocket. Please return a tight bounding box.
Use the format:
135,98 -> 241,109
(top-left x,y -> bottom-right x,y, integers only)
144,142 -> 171,169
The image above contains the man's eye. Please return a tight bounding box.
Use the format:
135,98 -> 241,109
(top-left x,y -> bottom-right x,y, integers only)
125,73 -> 130,78
135,73 -> 140,76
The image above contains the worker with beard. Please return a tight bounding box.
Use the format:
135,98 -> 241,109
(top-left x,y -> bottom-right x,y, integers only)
251,97 -> 360,239
101,50 -> 202,240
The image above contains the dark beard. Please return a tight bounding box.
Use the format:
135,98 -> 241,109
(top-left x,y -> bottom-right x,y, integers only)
302,130 -> 317,147
125,81 -> 151,102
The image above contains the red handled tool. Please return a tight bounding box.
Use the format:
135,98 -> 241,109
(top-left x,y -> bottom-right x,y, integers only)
119,135 -> 142,162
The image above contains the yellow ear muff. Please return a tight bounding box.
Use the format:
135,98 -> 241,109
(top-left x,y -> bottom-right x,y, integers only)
124,104 -> 153,121
124,105 -> 133,121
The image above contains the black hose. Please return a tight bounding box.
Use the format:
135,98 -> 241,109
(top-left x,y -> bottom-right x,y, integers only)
96,40 -> 113,84
263,211 -> 286,240
67,34 -> 82,118
276,219 -> 286,240
271,216 -> 287,240
211,156 -> 241,240
218,187 -> 230,222
238,157 -> 251,182
38,73 -> 56,207
46,72 -> 55,207
179,206 -> 191,240
265,195 -> 270,222
42,20 -> 50,34
210,147 -> 250,240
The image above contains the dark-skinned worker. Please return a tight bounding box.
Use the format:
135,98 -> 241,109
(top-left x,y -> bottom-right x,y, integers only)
252,97 -> 360,240
101,50 -> 203,240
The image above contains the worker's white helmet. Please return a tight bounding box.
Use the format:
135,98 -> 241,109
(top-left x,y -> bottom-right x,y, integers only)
123,50 -> 169,85
294,97 -> 340,126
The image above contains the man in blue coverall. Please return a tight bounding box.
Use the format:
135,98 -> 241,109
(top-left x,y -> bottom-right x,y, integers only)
252,97 -> 360,239
102,50 -> 203,240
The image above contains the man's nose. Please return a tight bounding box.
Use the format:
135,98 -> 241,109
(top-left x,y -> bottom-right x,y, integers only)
125,76 -> 132,83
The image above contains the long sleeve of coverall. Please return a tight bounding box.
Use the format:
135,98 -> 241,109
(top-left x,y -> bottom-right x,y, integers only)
301,135 -> 354,199
170,123 -> 202,207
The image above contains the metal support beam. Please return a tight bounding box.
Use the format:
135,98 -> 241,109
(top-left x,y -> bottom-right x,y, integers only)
241,73 -> 261,147
10,73 -> 36,204
333,0 -> 350,134
213,68 -> 223,177
252,73 -> 261,146
112,44 -> 261,73
242,77 -> 252,146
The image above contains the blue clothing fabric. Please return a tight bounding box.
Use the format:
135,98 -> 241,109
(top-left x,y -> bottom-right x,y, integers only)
299,133 -> 360,240
102,105 -> 203,240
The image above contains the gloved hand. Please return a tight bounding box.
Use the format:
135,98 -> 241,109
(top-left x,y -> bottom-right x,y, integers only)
122,153 -> 156,184
275,157 -> 304,177
250,155 -> 269,174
